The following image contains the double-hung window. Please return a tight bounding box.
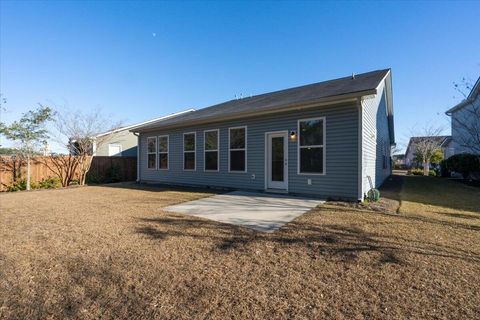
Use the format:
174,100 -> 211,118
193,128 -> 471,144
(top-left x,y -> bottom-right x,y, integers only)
158,135 -> 169,170
204,129 -> 219,171
298,118 -> 325,174
147,137 -> 157,170
229,126 -> 246,172
183,132 -> 196,170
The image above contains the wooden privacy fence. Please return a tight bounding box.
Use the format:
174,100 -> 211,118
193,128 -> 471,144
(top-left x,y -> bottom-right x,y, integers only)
87,156 -> 137,183
0,156 -> 137,191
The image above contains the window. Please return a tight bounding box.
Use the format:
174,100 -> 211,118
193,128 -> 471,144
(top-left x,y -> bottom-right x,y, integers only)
183,132 -> 196,170
158,135 -> 169,170
229,127 -> 246,172
204,129 -> 219,171
147,137 -> 157,170
108,144 -> 122,157
298,118 -> 325,174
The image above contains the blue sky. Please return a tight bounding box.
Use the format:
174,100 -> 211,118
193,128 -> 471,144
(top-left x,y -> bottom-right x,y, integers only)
1,1 -> 479,152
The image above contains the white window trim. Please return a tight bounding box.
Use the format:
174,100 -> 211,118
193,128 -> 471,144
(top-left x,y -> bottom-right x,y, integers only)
108,143 -> 122,157
228,126 -> 247,173
147,136 -> 157,170
204,129 -> 220,172
158,135 -> 169,170
297,117 -> 326,175
183,132 -> 196,171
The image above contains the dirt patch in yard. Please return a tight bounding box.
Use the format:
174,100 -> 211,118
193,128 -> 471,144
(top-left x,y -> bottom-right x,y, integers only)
1,179 -> 479,319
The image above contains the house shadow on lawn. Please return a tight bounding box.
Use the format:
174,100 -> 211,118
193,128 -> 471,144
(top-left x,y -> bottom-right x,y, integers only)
135,212 -> 480,266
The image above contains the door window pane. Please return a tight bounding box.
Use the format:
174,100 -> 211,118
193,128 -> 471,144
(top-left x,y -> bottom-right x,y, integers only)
271,137 -> 284,181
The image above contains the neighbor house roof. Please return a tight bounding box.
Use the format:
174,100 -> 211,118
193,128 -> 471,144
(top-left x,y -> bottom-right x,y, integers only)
94,108 -> 195,138
131,69 -> 392,133
446,76 -> 480,115
405,136 -> 452,157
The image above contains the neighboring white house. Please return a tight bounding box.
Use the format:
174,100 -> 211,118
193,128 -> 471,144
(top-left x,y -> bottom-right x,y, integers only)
92,109 -> 195,157
446,76 -> 480,155
404,136 -> 452,168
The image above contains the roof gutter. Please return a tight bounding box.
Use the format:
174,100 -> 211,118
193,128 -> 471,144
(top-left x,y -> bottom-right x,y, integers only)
131,89 -> 377,133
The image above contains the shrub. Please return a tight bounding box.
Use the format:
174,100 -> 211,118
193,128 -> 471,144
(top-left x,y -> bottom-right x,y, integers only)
408,168 -> 436,176
37,177 -> 61,189
409,168 -> 424,175
105,164 -> 122,183
440,159 -> 450,177
442,154 -> 480,179
6,177 -> 62,191
85,169 -> 104,184
7,179 -> 27,192
366,188 -> 380,202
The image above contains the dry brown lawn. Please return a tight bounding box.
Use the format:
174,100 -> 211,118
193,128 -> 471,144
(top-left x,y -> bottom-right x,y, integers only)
1,177 -> 479,319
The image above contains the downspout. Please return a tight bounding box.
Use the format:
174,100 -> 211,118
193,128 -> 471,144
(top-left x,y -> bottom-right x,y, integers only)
357,97 -> 363,202
133,132 -> 140,182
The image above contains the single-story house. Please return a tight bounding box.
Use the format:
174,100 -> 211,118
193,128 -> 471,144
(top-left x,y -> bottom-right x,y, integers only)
446,76 -> 480,155
131,69 -> 395,201
91,109 -> 195,157
404,136 -> 452,168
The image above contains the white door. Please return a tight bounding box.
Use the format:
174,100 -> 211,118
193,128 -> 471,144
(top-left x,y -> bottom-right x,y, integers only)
266,132 -> 288,190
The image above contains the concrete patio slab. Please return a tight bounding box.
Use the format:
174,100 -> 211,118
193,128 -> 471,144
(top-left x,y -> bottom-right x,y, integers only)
164,191 -> 324,232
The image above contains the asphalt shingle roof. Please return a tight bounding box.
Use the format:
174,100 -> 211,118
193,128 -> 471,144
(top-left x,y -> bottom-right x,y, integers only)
133,69 -> 390,132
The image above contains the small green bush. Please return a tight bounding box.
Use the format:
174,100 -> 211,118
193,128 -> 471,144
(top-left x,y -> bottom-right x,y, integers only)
105,165 -> 122,183
7,179 -> 27,192
409,168 -> 423,175
366,188 -> 380,202
409,168 -> 436,176
85,170 -> 104,184
37,177 -> 61,189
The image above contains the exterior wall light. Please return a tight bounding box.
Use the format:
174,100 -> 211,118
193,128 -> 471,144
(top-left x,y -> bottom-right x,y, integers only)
290,130 -> 297,140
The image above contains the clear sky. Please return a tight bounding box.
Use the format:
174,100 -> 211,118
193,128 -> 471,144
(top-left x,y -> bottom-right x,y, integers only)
1,1 -> 479,152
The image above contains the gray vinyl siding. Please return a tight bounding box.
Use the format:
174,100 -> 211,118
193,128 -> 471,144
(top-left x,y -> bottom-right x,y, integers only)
139,102 -> 359,200
451,94 -> 480,155
95,130 -> 138,157
361,81 -> 392,197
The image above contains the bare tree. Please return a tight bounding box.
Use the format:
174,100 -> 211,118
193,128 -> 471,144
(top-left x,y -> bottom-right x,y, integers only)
40,153 -> 80,187
410,125 -> 445,176
451,78 -> 480,154
52,108 -> 121,185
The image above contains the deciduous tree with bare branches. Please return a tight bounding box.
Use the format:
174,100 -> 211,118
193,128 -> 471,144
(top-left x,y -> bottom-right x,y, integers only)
410,125 -> 445,176
51,108 -> 121,185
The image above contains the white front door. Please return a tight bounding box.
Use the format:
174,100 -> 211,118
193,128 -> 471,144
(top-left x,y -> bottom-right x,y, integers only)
266,132 -> 288,190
